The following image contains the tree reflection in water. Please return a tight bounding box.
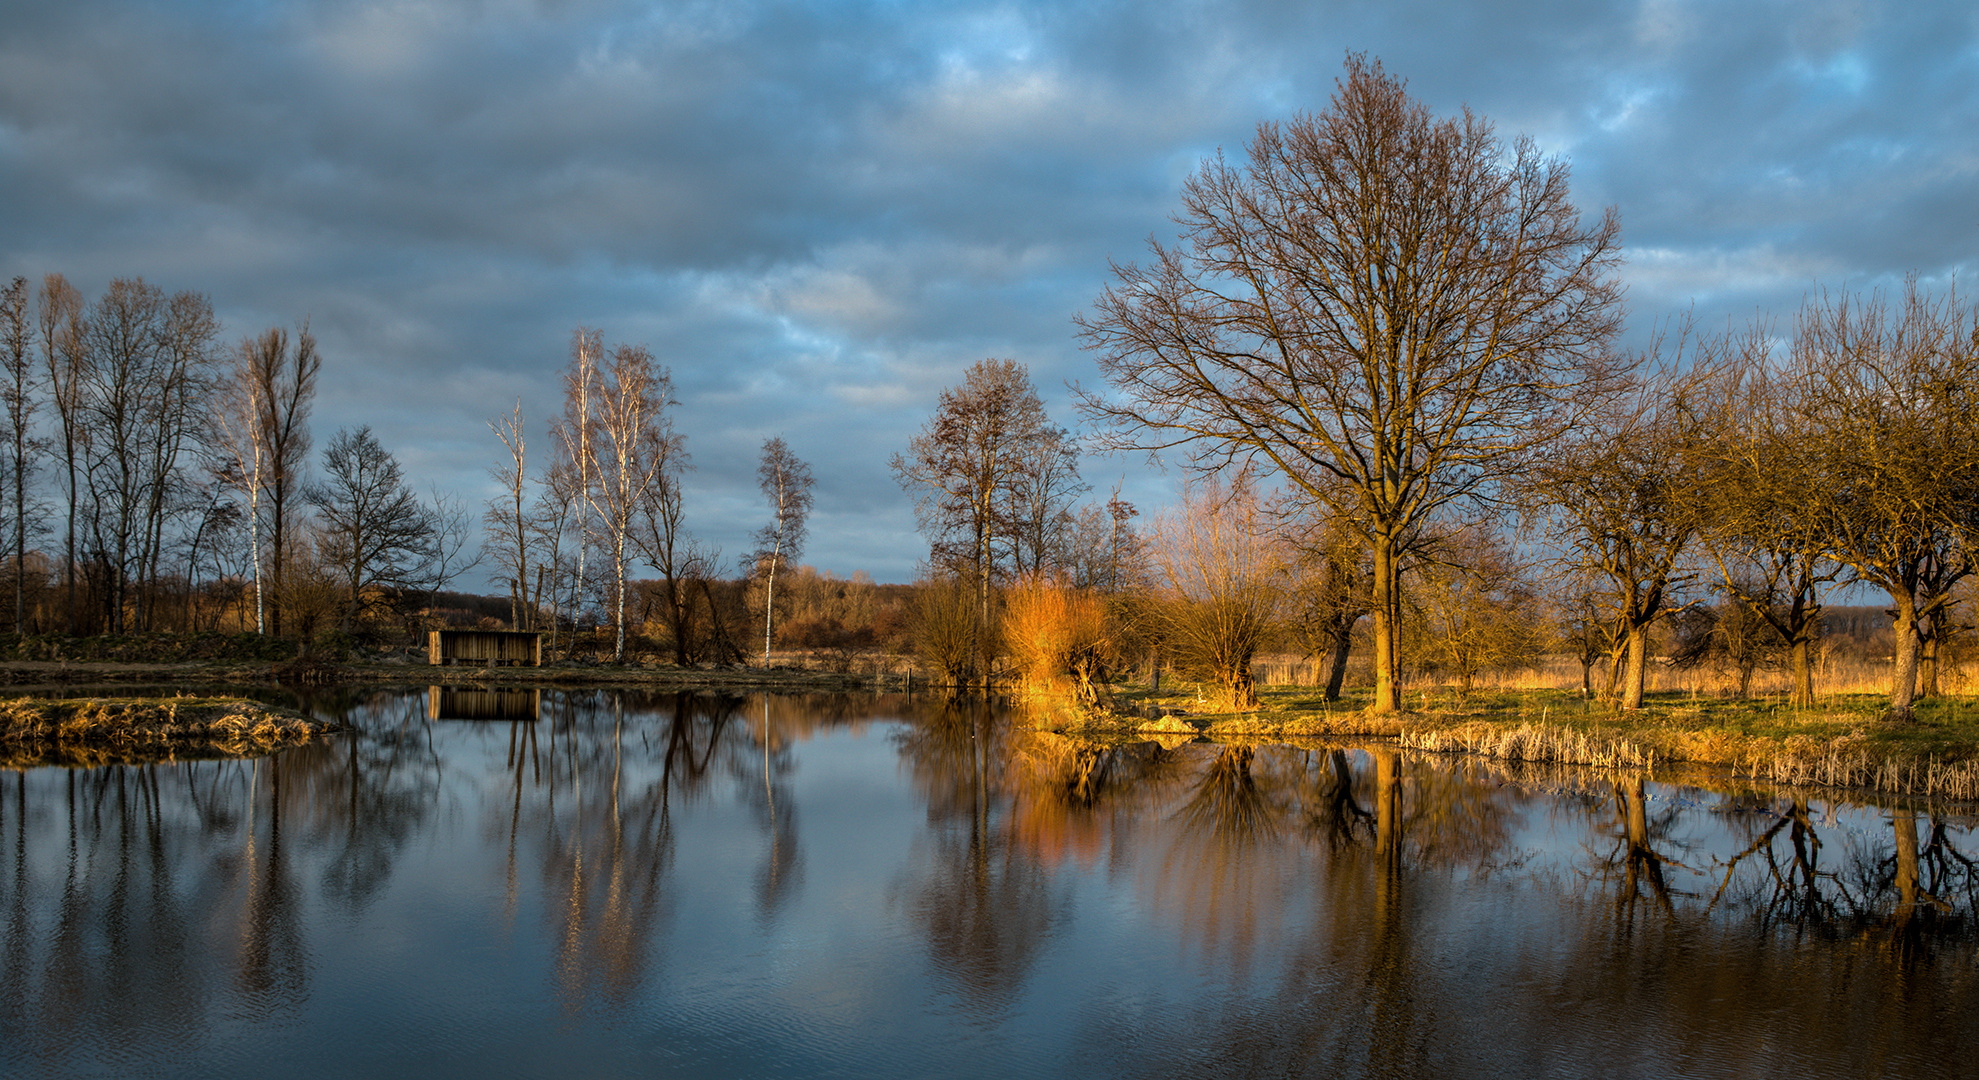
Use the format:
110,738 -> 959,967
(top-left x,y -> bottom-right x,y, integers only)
893,700 -> 1066,1015
2,694 -> 1977,1079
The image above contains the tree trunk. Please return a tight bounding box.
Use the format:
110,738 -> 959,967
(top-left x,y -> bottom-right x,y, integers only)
1790,637 -> 1815,708
1323,621 -> 1353,702
1369,536 -> 1402,713
1620,623 -> 1649,710
1918,618 -> 1941,699
1889,594 -> 1921,720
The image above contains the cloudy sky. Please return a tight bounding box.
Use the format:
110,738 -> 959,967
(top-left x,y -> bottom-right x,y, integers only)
3,0 -> 1975,586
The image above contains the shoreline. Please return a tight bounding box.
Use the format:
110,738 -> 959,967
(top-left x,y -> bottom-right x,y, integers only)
6,658 -> 1977,800
1027,684 -> 1979,802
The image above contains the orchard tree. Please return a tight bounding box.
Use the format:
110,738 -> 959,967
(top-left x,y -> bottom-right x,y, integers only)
1694,330 -> 1838,708
1787,281 -> 1979,721
1524,351 -> 1721,710
1078,55 -> 1623,713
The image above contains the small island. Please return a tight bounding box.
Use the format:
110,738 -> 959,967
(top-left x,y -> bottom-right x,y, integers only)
0,695 -> 338,768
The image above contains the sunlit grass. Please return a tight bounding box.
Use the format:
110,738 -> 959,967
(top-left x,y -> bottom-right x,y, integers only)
0,694 -> 335,767
1069,663 -> 1979,799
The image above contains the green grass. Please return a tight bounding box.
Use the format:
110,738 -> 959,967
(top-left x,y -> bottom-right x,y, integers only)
1059,678 -> 1979,799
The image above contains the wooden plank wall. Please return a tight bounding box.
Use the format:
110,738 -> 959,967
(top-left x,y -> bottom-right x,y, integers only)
428,630 -> 543,666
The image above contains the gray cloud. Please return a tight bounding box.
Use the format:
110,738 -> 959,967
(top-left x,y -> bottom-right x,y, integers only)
3,0 -> 1974,583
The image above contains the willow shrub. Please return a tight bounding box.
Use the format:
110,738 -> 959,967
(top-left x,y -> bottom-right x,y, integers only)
1003,575 -> 1110,705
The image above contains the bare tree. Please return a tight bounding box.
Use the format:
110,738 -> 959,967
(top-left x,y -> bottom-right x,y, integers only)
1787,281 -> 1979,720
1405,527 -> 1541,694
1077,55 -> 1623,712
1524,351 -> 1720,709
1062,483 -> 1147,595
1006,425 -> 1084,577
232,323 -> 318,637
588,343 -> 676,662
1283,508 -> 1370,701
308,425 -> 436,631
1147,471 -> 1282,709
77,278 -> 219,631
213,338 -> 268,632
635,465 -> 716,665
417,486 -> 481,626
484,401 -> 533,629
36,274 -> 85,632
550,327 -> 603,632
892,358 -> 1065,680
1695,332 -> 1839,707
752,436 -> 814,665
0,278 -> 38,631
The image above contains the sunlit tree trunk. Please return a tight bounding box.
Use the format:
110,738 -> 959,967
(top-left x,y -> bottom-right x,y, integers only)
1789,638 -> 1815,708
1621,624 -> 1651,710
1889,594 -> 1920,719
1370,536 -> 1402,713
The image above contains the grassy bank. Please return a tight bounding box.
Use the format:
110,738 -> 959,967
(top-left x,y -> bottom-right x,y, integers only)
1043,681 -> 1979,800
0,695 -> 338,768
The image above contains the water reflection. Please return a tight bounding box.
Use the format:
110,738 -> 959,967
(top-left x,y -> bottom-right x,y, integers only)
426,685 -> 541,721
0,690 -> 1975,1079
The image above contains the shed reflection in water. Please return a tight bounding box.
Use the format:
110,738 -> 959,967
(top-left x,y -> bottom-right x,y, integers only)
1,689 -> 1976,1079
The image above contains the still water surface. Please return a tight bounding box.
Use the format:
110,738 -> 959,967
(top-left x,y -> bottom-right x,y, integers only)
2,687 -> 1976,1079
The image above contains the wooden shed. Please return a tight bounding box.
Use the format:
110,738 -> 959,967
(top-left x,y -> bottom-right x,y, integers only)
427,629 -> 542,666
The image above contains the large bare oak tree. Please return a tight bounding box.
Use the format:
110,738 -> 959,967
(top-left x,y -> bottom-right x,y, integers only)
1077,55 -> 1623,712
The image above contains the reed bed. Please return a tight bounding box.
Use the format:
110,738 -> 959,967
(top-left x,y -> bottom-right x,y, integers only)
1396,721 -> 1658,770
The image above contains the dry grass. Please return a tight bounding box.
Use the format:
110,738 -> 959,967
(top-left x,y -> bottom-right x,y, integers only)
0,695 -> 337,767
1055,670 -> 1979,800
1246,649 -> 1976,701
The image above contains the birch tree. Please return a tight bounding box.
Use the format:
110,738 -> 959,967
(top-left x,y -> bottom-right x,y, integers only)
485,401 -> 533,629
551,327 -> 603,632
36,274 -> 85,632
588,343 -> 676,662
752,436 -> 813,664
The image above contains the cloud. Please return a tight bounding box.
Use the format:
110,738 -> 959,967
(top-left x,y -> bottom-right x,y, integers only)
3,0 -> 1976,583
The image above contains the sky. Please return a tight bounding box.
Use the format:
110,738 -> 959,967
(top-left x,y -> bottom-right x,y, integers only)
2,0 -> 1975,588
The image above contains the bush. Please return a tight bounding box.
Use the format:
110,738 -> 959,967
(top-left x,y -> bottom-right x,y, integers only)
1003,575 -> 1110,703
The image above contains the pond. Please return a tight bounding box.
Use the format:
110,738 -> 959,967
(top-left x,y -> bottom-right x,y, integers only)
2,687 -> 1975,1079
